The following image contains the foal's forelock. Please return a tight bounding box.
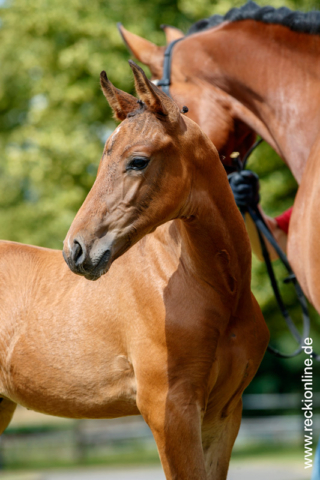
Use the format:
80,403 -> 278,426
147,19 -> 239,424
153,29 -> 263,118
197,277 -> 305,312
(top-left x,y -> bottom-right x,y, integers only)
127,100 -> 147,118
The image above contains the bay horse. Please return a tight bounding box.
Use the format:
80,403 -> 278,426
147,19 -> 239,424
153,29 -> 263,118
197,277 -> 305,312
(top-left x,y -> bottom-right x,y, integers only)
0,61 -> 269,480
119,2 -> 320,313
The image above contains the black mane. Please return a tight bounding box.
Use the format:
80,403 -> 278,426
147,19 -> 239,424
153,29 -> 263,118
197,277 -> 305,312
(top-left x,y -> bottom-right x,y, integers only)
187,1 -> 320,36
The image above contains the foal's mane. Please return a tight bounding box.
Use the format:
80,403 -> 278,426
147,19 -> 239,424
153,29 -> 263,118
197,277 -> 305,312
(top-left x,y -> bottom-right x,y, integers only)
187,1 -> 320,36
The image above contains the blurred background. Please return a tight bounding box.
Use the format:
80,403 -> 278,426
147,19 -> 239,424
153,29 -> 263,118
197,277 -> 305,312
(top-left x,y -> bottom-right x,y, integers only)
0,0 -> 320,478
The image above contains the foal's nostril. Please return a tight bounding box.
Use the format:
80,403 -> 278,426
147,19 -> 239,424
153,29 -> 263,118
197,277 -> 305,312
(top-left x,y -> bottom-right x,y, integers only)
71,239 -> 86,267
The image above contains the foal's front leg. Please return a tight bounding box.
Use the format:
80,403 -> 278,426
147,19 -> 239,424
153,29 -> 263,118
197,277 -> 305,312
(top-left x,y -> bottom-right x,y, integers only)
202,399 -> 242,479
137,380 -> 207,480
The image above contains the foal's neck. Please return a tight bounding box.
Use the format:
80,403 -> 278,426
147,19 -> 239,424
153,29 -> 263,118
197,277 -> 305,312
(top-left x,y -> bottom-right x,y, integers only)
180,22 -> 320,182
176,139 -> 251,300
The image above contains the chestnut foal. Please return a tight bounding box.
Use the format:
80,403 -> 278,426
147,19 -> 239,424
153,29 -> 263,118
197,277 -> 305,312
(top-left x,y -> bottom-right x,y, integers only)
0,62 -> 268,480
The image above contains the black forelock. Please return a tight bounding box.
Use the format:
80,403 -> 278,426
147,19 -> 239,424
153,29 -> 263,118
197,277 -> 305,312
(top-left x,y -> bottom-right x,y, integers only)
187,1 -> 320,36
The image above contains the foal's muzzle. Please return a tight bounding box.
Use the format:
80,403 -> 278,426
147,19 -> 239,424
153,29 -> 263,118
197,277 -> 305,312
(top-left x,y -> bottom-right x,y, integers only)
63,237 -> 111,281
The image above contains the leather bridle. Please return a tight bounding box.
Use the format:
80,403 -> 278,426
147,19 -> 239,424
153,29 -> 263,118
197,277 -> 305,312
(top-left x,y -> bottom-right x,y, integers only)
153,38 -> 183,97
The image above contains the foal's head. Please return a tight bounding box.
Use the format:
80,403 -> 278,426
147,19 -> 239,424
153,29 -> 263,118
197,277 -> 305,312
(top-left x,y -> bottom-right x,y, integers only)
63,62 -> 211,280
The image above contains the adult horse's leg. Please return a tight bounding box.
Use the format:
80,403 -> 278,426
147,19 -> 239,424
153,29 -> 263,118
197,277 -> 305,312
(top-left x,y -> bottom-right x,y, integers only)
202,400 -> 242,479
288,136 -> 320,312
0,397 -> 16,434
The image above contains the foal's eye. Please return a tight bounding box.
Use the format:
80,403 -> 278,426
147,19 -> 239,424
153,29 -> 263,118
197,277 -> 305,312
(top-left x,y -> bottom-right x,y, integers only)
126,157 -> 150,171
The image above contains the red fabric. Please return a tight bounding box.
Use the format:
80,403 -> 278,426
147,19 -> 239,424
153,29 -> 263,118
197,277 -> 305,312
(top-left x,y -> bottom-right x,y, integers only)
275,207 -> 293,234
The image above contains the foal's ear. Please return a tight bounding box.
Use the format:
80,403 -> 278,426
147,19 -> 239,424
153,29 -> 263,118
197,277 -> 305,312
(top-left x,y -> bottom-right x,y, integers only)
100,71 -> 137,121
129,60 -> 167,116
118,24 -> 164,78
129,60 -> 179,120
161,25 -> 184,44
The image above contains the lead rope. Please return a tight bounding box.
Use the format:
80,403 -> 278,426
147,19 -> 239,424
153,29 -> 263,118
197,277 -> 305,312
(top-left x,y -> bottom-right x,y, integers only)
228,143 -> 320,360
247,206 -> 314,359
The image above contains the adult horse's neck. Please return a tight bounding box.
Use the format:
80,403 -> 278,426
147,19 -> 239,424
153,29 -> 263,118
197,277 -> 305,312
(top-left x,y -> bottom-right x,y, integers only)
175,135 -> 251,303
176,21 -> 320,182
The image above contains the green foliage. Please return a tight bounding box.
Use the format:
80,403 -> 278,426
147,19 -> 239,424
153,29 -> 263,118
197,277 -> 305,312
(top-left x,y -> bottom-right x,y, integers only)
0,0 -> 319,391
